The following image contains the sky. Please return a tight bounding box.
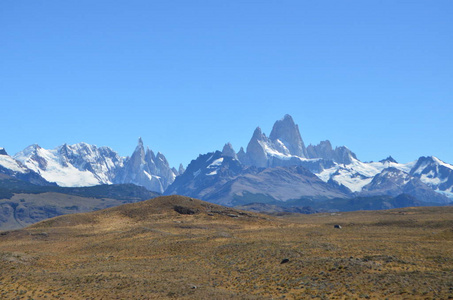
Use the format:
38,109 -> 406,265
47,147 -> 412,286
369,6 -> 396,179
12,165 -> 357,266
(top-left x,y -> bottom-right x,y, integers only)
1,1 -> 452,168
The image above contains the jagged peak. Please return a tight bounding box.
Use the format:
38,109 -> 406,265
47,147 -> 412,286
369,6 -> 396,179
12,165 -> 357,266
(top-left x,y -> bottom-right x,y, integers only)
178,163 -> 185,175
223,142 -> 234,149
380,156 -> 398,164
415,156 -> 453,170
319,140 -> 333,147
252,127 -> 264,139
282,114 -> 295,122
269,114 -> 306,157
17,144 -> 41,156
334,145 -> 349,151
146,147 -> 155,155
133,137 -> 145,153
222,143 -> 237,159
145,147 -> 156,162
270,115 -> 298,140
0,147 -> 8,155
156,152 -> 169,165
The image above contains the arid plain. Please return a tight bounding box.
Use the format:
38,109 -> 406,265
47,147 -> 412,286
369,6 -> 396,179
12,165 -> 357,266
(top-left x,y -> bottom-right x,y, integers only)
0,195 -> 452,299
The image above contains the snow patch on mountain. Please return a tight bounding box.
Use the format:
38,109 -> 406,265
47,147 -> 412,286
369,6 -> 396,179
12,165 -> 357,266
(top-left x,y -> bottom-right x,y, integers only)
314,158 -> 417,193
0,154 -> 28,173
14,144 -> 101,187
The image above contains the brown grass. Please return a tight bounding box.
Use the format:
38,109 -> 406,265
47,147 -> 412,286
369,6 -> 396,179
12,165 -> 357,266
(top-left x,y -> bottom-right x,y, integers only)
0,195 -> 452,299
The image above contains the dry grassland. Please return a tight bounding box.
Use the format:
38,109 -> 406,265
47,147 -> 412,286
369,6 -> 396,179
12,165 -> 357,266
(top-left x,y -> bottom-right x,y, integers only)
0,195 -> 452,299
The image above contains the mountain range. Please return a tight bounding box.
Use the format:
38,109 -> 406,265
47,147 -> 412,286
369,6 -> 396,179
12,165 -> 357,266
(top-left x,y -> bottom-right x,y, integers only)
1,115 -> 452,215
1,139 -> 181,194
166,115 -> 452,206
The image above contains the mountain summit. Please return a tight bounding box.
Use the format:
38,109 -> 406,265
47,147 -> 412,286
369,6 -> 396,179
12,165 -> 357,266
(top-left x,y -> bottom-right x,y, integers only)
240,114 -> 356,168
269,114 -> 308,158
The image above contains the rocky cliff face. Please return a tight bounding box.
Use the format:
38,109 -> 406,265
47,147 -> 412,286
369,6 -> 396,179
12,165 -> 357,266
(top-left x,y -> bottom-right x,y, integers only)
269,114 -> 308,158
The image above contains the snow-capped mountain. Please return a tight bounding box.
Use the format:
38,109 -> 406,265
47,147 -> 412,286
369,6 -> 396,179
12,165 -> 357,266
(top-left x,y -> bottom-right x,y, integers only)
360,167 -> 449,203
113,138 -> 176,193
314,155 -> 453,200
11,139 -> 178,193
179,114 -> 451,205
410,156 -> 453,195
229,115 -> 453,201
314,157 -> 414,193
239,114 -> 357,168
165,150 -> 348,206
2,114 -> 452,207
14,143 -> 122,187
0,148 -> 53,185
239,115 -> 309,168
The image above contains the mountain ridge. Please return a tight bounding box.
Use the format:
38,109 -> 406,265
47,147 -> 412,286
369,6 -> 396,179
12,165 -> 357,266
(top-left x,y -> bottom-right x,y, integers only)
8,138 -> 178,193
1,115 -> 452,210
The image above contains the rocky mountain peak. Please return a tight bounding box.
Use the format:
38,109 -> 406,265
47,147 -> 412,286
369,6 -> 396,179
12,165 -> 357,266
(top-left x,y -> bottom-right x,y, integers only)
134,138 -> 145,154
251,127 -> 265,140
269,114 -> 307,158
0,148 -> 8,156
145,147 -> 156,160
222,143 -> 237,159
307,140 -> 333,159
156,152 -> 170,166
178,163 -> 186,175
129,139 -> 146,167
237,147 -> 247,165
380,156 -> 398,164
113,139 -> 177,193
333,146 -> 357,165
246,127 -> 269,168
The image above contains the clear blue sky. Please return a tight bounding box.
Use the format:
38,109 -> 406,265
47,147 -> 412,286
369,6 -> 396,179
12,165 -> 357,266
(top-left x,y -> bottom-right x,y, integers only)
1,1 -> 452,168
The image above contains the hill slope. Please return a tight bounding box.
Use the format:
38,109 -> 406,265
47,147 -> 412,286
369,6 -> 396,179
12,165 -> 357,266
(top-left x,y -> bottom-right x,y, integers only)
0,196 -> 452,299
0,177 -> 159,230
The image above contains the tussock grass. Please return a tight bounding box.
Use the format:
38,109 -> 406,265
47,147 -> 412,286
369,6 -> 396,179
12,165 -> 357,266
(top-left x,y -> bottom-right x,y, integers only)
0,196 -> 452,299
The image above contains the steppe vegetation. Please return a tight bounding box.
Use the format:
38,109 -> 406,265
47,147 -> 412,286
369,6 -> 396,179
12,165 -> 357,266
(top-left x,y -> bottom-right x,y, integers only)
0,195 -> 452,299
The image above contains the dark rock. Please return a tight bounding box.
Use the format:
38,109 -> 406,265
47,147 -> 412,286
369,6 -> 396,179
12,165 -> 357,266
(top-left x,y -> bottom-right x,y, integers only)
174,205 -> 198,215
281,258 -> 290,264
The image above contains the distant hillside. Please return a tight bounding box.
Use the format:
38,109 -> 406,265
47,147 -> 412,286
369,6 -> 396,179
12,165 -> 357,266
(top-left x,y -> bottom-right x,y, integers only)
235,194 -> 447,215
0,176 -> 158,230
